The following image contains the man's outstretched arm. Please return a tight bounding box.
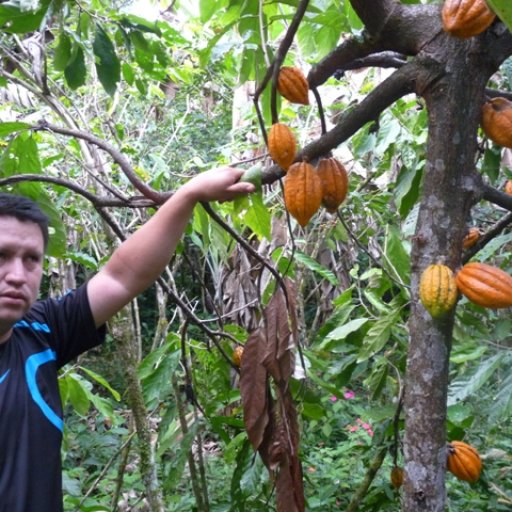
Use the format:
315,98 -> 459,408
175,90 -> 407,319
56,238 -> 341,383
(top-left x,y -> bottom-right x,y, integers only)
87,166 -> 255,327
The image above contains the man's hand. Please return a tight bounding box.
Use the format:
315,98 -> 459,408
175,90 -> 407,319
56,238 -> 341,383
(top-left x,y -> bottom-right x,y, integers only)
179,166 -> 256,203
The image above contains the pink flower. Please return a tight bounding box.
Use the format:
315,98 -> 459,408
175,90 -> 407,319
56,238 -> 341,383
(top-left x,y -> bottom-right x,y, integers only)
330,395 -> 338,402
348,425 -> 359,432
344,390 -> 355,399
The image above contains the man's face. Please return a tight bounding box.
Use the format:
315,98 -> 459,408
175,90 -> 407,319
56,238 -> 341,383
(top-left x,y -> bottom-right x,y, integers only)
0,216 -> 44,342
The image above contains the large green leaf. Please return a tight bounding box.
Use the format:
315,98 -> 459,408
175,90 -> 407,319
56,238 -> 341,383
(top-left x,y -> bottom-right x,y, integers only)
447,353 -> 503,406
294,250 -> 339,285
486,0 -> 512,32
0,0 -> 51,33
0,121 -> 30,137
93,24 -> 121,96
65,46 -> 87,90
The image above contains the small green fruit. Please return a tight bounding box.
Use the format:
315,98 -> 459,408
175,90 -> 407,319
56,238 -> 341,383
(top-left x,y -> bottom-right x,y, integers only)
240,164 -> 263,190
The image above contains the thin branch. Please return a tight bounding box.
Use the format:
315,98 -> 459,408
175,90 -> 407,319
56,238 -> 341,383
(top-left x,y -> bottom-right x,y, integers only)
32,121 -> 166,203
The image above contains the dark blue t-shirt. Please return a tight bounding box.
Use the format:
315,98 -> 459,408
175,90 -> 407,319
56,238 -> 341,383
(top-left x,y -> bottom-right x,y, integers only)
0,284 -> 105,512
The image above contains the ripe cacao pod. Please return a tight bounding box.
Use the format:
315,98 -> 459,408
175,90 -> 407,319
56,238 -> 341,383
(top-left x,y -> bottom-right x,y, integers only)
390,466 -> 404,489
317,157 -> 349,213
232,346 -> 244,368
277,66 -> 309,105
284,161 -> 322,227
419,264 -> 458,318
481,97 -> 512,148
455,262 -> 512,308
505,179 -> 512,195
441,0 -> 496,38
268,123 -> 297,171
447,441 -> 482,483
462,227 -> 481,249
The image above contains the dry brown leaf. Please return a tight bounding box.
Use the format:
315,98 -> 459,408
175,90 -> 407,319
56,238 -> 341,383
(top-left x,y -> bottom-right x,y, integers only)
239,328 -> 270,451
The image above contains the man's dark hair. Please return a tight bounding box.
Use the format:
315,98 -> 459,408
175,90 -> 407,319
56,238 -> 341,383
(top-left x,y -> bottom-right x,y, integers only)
0,193 -> 50,249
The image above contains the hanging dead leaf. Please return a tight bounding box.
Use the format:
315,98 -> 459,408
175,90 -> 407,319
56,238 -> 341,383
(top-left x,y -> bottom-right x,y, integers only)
239,329 -> 270,451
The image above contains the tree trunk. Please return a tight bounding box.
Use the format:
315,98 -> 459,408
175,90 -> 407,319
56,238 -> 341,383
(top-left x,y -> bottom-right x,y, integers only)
403,36 -> 497,511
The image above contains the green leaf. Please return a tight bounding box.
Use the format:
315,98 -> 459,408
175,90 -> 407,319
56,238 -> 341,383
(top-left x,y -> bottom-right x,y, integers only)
294,250 -> 339,286
0,121 -> 30,136
65,46 -> 86,90
447,353 -> 503,406
80,367 -> 120,401
486,0 -> 512,32
93,25 -> 121,96
53,33 -> 72,71
238,190 -> 271,240
0,0 -> 51,34
357,311 -> 400,362
319,318 -> 369,348
383,225 -> 410,285
65,373 -> 91,416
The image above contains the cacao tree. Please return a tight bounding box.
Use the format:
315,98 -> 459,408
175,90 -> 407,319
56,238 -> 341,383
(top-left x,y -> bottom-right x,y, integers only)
1,1 -> 512,511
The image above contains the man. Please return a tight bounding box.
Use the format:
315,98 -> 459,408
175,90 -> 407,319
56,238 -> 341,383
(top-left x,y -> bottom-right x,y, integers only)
0,166 -> 255,512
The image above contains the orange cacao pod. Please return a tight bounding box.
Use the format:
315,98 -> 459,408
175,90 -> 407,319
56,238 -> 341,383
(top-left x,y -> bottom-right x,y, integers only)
441,0 -> 496,38
232,346 -> 244,367
284,161 -> 322,227
481,97 -> 512,148
419,264 -> 458,318
268,123 -> 297,171
447,441 -> 482,483
455,262 -> 512,308
505,179 -> 512,195
317,157 -> 349,213
462,227 -> 481,249
390,466 -> 404,489
277,66 -> 309,105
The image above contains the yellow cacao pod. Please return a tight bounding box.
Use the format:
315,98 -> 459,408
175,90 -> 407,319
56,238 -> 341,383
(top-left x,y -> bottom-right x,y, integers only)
447,441 -> 482,483
232,346 -> 244,368
462,227 -> 481,249
317,157 -> 349,213
505,179 -> 512,195
268,123 -> 297,171
284,161 -> 322,227
390,466 -> 404,489
442,0 -> 496,38
481,97 -> 512,148
419,264 -> 458,318
455,262 -> 512,308
277,66 -> 309,105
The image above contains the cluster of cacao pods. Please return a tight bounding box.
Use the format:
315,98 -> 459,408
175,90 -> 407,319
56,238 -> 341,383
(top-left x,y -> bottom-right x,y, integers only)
419,261 -> 512,317
284,157 -> 349,227
441,0 -> 496,38
447,440 -> 482,483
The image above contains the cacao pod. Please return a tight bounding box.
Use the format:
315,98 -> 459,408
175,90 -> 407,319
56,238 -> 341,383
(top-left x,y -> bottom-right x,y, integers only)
268,123 -> 297,171
277,66 -> 309,105
390,466 -> 404,489
317,157 -> 349,213
447,441 -> 482,483
481,97 -> 512,148
505,179 -> 512,195
462,227 -> 481,249
455,261 -> 512,308
232,346 -> 244,368
284,161 -> 322,227
419,264 -> 458,318
441,0 -> 496,38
